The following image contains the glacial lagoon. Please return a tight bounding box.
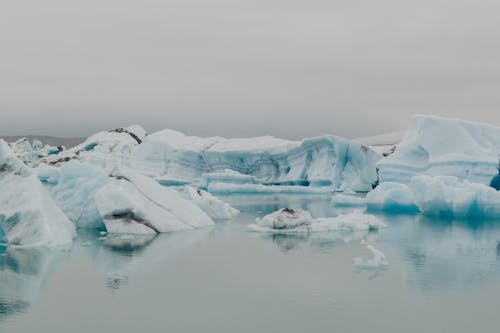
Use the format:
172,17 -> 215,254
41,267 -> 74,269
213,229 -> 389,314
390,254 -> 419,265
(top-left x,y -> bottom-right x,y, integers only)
1,194 -> 500,333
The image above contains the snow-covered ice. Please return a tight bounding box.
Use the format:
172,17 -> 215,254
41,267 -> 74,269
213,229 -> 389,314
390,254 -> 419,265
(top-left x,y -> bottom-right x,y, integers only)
0,140 -> 76,247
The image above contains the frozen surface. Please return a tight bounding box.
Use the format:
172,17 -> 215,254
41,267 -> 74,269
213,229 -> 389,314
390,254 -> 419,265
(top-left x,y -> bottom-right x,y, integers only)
378,115 -> 500,186
249,209 -> 387,233
0,140 -> 75,247
95,167 -> 214,234
331,193 -> 366,207
181,186 -> 239,220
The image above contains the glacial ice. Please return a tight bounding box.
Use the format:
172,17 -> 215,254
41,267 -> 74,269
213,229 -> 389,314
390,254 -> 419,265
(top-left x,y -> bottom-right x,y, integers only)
180,186 -> 239,220
366,175 -> 500,218
95,167 -> 214,234
42,125 -> 147,167
127,129 -> 380,192
9,137 -> 62,165
249,209 -> 387,233
0,140 -> 76,247
377,115 -> 500,186
365,182 -> 419,213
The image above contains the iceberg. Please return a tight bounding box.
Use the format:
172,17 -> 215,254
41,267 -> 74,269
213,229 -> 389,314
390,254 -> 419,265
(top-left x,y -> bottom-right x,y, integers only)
180,186 -> 239,220
0,140 -> 76,247
365,175 -> 500,218
365,182 -> 419,213
39,161 -> 108,229
95,167 -> 214,234
331,193 -> 366,207
9,137 -> 62,165
378,115 -> 500,186
129,129 -> 380,192
249,209 -> 387,233
42,125 -> 147,167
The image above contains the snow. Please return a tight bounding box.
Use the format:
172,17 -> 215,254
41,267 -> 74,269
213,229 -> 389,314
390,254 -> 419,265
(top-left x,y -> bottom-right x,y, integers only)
378,115 -> 500,186
181,186 -> 239,220
0,140 -> 76,247
95,167 -> 214,234
249,209 -> 387,233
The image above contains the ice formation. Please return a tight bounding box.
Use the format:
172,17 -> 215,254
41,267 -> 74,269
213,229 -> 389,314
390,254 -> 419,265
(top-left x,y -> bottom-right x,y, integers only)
249,209 -> 387,233
377,115 -> 500,186
0,140 -> 76,247
42,125 -> 147,167
128,130 -> 380,192
180,186 -> 239,219
365,182 -> 419,213
366,175 -> 500,218
9,137 -> 62,165
331,193 -> 366,207
95,167 -> 214,234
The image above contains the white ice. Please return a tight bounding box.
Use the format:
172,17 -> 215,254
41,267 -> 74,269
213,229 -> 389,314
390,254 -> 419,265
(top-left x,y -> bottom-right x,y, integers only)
95,167 -> 214,234
180,185 -> 239,220
0,140 -> 76,247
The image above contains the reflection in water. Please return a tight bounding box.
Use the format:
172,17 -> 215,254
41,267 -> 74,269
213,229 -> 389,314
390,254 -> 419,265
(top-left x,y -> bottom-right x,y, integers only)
88,227 -> 216,290
0,246 -> 67,322
381,214 -> 500,291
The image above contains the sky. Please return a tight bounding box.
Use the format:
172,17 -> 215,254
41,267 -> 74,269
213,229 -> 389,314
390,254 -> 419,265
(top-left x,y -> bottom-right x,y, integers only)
1,0 -> 500,139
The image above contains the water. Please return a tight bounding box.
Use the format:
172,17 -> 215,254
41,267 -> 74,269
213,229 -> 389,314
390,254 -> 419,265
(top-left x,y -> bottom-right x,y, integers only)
2,194 -> 500,332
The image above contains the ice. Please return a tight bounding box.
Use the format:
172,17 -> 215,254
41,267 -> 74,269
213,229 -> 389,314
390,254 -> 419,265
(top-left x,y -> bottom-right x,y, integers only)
378,115 -> 500,186
42,125 -> 147,167
365,182 -> 419,213
249,209 -> 387,232
354,242 -> 389,269
254,208 -> 313,230
40,161 -> 108,229
95,167 -> 214,234
365,175 -> 500,218
9,137 -> 62,165
129,129 -> 380,192
181,185 -> 239,220
331,193 -> 366,207
0,140 -> 76,247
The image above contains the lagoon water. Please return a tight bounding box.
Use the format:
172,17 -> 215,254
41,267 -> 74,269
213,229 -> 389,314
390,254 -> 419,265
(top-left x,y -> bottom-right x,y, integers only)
1,194 -> 500,333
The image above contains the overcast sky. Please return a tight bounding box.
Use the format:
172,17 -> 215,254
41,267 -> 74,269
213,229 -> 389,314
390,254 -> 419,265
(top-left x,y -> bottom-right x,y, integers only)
1,0 -> 500,139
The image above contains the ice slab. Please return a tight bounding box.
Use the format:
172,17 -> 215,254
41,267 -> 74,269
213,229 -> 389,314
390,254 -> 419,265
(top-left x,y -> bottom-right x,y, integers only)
378,115 -> 500,186
249,209 -> 387,233
0,140 -> 75,247
95,167 -> 214,234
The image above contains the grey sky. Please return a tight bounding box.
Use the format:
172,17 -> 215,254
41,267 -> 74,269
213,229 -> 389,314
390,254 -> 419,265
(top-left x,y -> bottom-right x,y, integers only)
1,0 -> 500,139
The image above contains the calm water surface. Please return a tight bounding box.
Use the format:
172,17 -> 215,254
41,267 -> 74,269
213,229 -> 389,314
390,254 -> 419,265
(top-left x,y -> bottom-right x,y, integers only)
1,194 -> 500,333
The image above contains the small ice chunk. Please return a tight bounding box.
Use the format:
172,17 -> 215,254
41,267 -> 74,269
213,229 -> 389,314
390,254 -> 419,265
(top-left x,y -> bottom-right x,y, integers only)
181,185 -> 239,220
331,194 -> 365,207
354,243 -> 389,269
